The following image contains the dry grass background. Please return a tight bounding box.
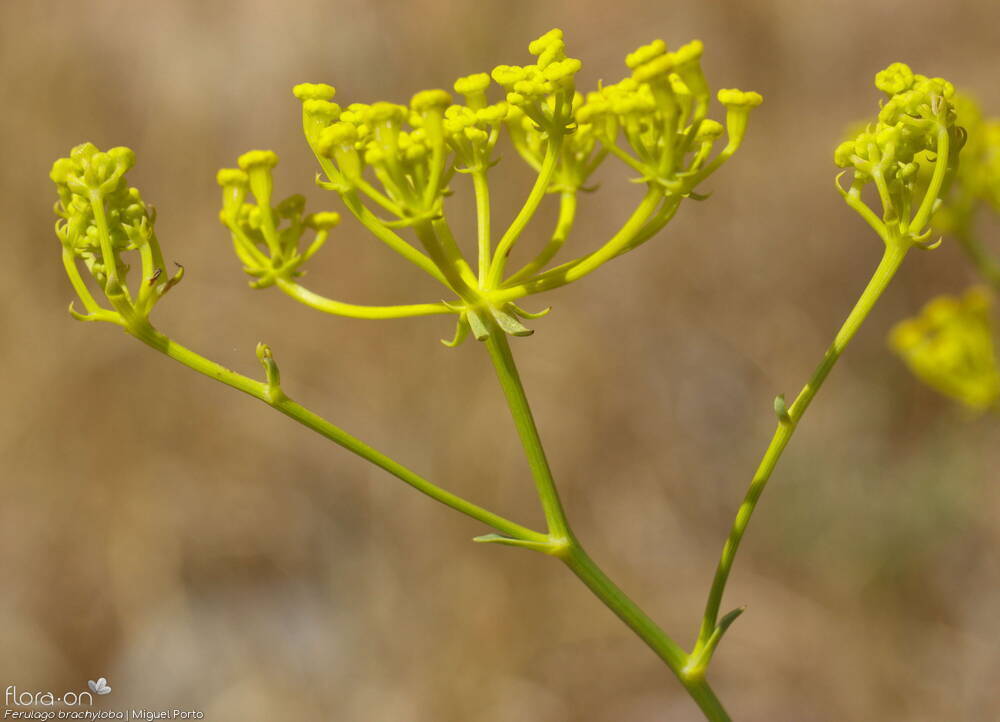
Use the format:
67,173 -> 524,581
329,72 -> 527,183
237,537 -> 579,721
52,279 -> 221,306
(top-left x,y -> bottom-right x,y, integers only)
2,0 -> 1000,720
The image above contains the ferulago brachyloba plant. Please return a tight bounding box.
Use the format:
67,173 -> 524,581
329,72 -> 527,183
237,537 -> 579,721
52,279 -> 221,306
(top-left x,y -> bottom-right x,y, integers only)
51,31 -> 963,720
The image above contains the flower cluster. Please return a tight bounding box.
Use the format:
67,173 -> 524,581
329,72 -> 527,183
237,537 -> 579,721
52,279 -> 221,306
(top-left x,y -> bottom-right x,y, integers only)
889,287 -> 1000,411
51,143 -> 181,326
576,39 -> 761,194
214,29 -> 762,342
216,150 -> 340,289
291,30 -> 589,229
291,30 -> 760,215
53,30 -> 762,343
835,63 -> 962,247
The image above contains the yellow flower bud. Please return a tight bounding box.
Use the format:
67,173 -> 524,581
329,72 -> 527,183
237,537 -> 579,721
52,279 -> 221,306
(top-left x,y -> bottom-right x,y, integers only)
237,150 -> 279,171
625,39 -> 667,70
293,83 -> 336,101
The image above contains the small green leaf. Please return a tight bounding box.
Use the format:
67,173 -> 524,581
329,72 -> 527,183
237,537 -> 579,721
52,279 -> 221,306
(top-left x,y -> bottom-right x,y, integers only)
492,308 -> 534,336
441,315 -> 470,348
508,301 -> 551,320
467,309 -> 490,341
773,394 -> 791,423
473,533 -> 557,553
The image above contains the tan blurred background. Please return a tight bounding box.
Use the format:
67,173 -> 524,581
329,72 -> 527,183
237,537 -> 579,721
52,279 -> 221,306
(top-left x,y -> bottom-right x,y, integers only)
3,0 -> 1000,720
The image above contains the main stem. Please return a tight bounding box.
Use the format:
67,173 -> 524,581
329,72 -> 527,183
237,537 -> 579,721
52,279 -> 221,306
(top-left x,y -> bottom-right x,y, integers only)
482,319 -> 731,721
696,242 -> 909,648
482,322 -> 572,541
563,545 -> 732,721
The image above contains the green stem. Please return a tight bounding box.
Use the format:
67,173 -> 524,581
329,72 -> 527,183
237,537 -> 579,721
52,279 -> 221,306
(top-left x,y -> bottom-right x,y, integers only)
339,189 -> 451,287
62,247 -> 102,313
431,218 -> 480,290
482,319 -> 571,539
126,320 -> 544,543
482,319 -> 730,720
88,190 -> 128,303
410,224 -> 478,307
909,124 -> 951,234
696,241 -> 909,650
615,196 -> 681,257
563,545 -> 731,722
485,133 -> 564,289
274,278 -> 456,320
472,168 -> 492,284
505,191 -> 577,285
491,189 -> 662,305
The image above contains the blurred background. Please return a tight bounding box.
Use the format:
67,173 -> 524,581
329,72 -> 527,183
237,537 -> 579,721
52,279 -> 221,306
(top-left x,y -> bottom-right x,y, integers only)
2,0 -> 1000,720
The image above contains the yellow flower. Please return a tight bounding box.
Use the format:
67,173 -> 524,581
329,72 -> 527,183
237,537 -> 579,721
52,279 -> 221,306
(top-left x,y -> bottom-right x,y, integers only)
889,287 -> 1000,411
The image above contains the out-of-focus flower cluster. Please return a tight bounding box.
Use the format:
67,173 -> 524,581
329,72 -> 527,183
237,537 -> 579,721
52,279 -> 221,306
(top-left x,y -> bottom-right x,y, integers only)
890,287 -> 1000,411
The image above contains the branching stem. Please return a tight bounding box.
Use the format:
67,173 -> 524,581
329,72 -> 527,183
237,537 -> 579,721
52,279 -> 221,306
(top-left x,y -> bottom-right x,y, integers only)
695,241 -> 910,653
481,314 -> 731,721
124,320 -> 544,544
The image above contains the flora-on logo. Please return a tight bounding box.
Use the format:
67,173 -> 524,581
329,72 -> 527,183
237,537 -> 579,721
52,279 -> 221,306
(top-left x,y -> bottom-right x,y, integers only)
4,682 -> 95,707
87,678 -> 111,696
